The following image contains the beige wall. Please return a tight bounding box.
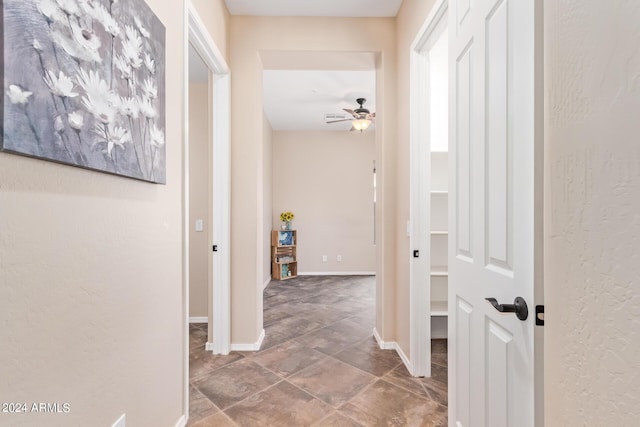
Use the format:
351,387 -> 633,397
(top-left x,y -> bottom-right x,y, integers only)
190,0 -> 230,62
544,0 -> 640,424
189,83 -> 210,318
263,114 -> 273,286
272,131 -> 376,274
0,1 -> 184,425
0,1 -> 229,426
394,0 -> 437,358
230,16 -> 397,345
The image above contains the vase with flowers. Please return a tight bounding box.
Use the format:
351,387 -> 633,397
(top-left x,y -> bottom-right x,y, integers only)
280,211 -> 294,230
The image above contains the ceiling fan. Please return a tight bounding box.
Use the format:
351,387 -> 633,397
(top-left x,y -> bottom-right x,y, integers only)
326,98 -> 376,132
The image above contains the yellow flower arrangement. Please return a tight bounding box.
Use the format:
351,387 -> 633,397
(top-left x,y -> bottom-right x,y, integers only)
280,211 -> 294,222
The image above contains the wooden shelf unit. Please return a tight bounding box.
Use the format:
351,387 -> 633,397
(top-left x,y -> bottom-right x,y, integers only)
271,230 -> 298,280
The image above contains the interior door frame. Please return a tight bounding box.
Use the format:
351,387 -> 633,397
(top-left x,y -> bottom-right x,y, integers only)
182,0 -> 231,421
409,0 -> 449,378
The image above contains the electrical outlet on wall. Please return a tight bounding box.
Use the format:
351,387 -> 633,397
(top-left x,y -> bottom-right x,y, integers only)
337,255 -> 342,262
322,255 -> 327,262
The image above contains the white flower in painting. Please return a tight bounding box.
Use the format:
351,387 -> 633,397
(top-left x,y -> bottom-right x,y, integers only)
54,115 -> 65,133
55,0 -> 79,16
142,78 -> 157,99
76,68 -> 116,124
108,125 -> 132,155
122,25 -> 143,69
37,0 -> 65,23
144,53 -> 155,74
134,16 -> 151,38
51,26 -> 102,63
43,70 -> 79,98
117,96 -> 139,118
93,2 -> 120,37
93,123 -> 131,157
69,18 -> 102,53
33,39 -> 43,52
68,111 -> 84,130
6,85 -> 32,105
150,124 -> 165,148
76,0 -> 93,15
138,97 -> 157,119
113,55 -> 132,80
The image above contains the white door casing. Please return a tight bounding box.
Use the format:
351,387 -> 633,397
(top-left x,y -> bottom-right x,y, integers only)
409,0 -> 449,379
183,2 -> 231,423
186,4 -> 231,356
448,0 -> 543,426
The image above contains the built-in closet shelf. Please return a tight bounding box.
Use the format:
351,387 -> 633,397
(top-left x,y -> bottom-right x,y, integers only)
431,300 -> 448,316
430,266 -> 448,276
429,151 -> 449,338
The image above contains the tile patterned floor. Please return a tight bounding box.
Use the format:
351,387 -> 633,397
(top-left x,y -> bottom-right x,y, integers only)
188,275 -> 448,427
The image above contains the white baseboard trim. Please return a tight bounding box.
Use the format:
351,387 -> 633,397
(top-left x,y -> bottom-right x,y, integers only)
205,342 -> 214,352
395,342 -> 413,375
373,327 -> 395,350
373,327 -> 415,376
263,277 -> 271,290
298,271 -> 376,276
230,329 -> 265,351
189,317 -> 208,323
174,415 -> 186,427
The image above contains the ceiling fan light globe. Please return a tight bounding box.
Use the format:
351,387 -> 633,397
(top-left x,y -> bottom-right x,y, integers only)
352,118 -> 372,132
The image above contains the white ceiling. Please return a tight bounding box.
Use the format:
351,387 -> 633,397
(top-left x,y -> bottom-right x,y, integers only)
218,6 -> 385,132
263,70 -> 376,131
224,0 -> 403,17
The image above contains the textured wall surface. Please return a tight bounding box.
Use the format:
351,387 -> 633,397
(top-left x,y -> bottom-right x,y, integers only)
263,114 -> 273,286
272,131 -> 376,274
0,1 -> 185,425
189,83 -> 210,318
545,0 -> 640,425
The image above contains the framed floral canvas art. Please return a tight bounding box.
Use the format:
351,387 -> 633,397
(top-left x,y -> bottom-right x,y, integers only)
1,0 -> 166,183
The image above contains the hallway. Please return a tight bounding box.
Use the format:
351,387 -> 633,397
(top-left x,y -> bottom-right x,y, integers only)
188,276 -> 448,426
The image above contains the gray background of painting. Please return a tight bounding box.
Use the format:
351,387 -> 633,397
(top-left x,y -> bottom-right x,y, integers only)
2,0 -> 166,183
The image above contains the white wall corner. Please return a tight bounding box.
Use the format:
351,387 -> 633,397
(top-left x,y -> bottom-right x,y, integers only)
189,317 -> 209,323
256,328 -> 265,350
263,277 -> 271,290
373,327 -> 394,349
230,329 -> 266,352
205,342 -> 215,352
174,415 -> 187,427
394,342 -> 413,376
373,328 -> 415,376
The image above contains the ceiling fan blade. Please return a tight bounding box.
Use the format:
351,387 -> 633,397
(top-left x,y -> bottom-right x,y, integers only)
326,119 -> 353,124
349,126 -> 357,132
343,108 -> 358,118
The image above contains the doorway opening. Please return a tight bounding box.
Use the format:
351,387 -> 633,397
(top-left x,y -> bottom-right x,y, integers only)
183,2 -> 231,421
409,0 -> 449,378
259,54 -> 378,348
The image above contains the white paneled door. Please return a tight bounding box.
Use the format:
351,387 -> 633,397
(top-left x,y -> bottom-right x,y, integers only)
448,0 -> 542,426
